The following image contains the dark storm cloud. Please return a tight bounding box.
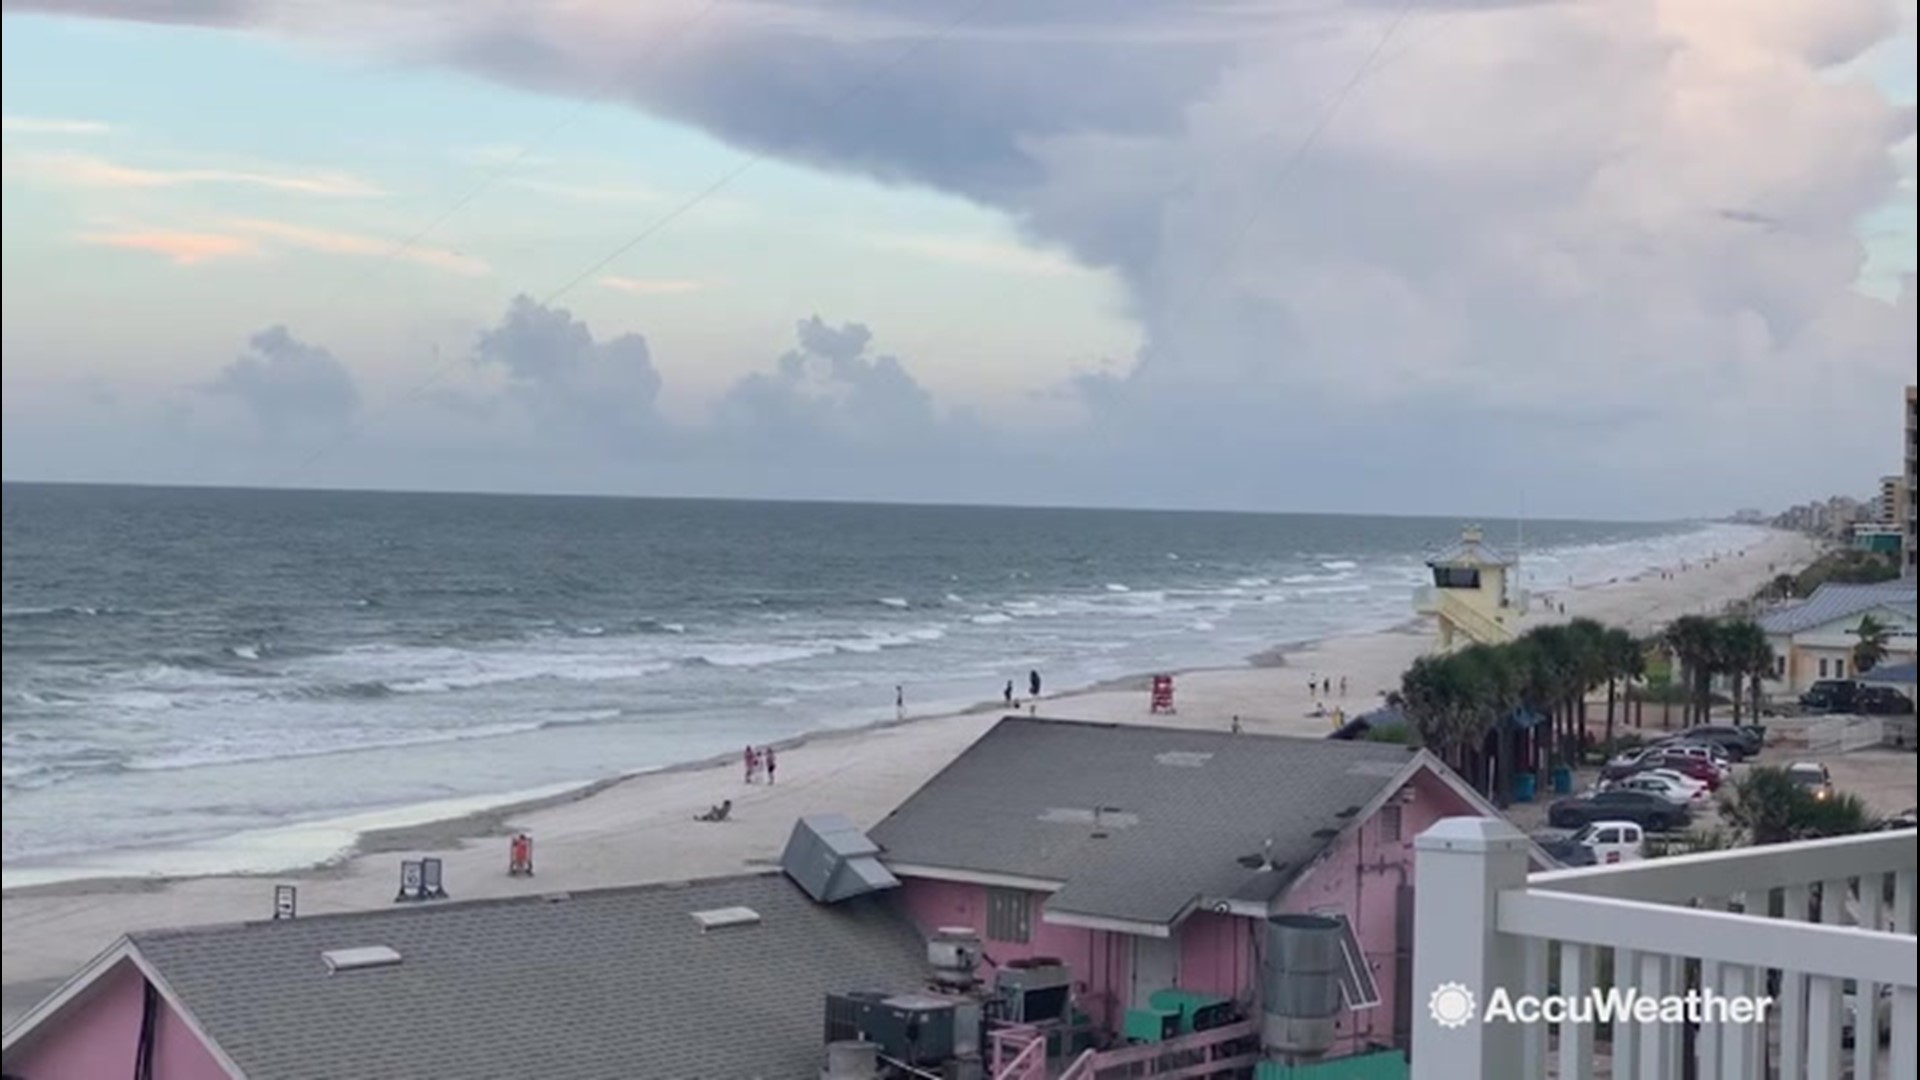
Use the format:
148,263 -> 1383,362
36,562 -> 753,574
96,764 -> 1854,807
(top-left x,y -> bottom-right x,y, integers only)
13,0 -> 1918,515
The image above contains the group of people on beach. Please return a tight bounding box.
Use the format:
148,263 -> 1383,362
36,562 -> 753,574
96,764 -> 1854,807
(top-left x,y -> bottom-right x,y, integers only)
1307,674 -> 1347,698
742,744 -> 778,784
1002,669 -> 1042,708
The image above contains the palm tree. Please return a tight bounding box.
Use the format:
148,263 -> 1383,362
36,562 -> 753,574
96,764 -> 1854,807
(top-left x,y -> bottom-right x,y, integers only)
1565,618 -> 1610,758
1852,615 -> 1891,674
1519,626 -> 1576,781
1664,615 -> 1722,725
1600,627 -> 1640,748
1402,646 -> 1512,794
1714,619 -> 1774,725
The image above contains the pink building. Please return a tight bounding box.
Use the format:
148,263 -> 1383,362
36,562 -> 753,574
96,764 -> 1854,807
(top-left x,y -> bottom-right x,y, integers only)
869,716 -> 1551,1060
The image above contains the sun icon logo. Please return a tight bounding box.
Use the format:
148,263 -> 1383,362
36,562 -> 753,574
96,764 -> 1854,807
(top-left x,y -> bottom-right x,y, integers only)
1428,982 -> 1478,1029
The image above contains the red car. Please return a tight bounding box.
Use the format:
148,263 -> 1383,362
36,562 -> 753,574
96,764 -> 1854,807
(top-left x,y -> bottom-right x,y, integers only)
1647,753 -> 1722,790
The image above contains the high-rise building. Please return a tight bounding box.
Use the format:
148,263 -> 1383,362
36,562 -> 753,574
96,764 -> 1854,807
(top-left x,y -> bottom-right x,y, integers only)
1907,385 -> 1917,577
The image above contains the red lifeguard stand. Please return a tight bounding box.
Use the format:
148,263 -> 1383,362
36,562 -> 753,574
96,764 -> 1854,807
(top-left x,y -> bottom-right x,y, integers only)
1149,674 -> 1176,714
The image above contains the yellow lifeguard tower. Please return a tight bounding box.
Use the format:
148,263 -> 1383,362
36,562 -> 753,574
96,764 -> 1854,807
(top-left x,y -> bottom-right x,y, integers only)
1413,525 -> 1528,651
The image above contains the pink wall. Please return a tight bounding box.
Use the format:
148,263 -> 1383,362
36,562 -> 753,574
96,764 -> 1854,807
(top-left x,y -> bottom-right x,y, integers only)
893,767 -> 1489,1052
896,878 -> 1132,1030
1276,768 -> 1479,1056
5,960 -> 230,1080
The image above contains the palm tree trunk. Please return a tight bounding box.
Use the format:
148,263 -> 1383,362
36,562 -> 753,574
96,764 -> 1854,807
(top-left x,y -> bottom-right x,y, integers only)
1605,679 -> 1618,749
1731,673 -> 1743,724
1634,687 -> 1644,729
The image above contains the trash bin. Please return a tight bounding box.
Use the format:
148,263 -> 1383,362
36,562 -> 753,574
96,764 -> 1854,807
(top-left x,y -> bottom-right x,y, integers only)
1513,773 -> 1538,803
1551,766 -> 1574,795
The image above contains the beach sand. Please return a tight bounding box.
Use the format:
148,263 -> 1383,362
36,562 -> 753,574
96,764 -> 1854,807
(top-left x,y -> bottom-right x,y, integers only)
0,530 -> 1826,1024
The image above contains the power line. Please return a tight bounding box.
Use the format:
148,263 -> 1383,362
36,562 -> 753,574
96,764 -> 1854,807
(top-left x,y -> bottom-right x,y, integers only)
283,0 -> 999,481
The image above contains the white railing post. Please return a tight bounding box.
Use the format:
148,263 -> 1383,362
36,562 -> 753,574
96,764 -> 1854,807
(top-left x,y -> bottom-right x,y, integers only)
1411,817 -> 1531,1080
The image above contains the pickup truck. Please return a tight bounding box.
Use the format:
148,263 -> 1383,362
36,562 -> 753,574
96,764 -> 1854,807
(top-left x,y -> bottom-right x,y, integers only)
1539,820 -> 1647,867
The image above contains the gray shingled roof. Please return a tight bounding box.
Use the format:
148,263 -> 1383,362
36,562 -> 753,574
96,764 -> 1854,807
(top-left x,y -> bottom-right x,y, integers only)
1426,532 -> 1512,568
868,716 -> 1422,927
1757,581 -> 1917,636
126,873 -> 928,1080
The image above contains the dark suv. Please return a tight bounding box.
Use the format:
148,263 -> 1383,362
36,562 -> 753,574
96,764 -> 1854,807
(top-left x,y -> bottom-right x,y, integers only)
1856,685 -> 1914,715
1800,680 -> 1857,712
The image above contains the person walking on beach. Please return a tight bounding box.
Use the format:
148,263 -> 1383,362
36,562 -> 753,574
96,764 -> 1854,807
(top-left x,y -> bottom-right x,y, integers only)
1028,670 -> 1042,699
744,745 -> 758,784
896,685 -> 905,721
1230,715 -> 1243,734
1004,680 -> 1015,707
1339,677 -> 1348,698
764,746 -> 777,785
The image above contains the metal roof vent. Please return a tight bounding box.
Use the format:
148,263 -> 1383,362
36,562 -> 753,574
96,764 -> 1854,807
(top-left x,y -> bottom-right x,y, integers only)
1154,751 -> 1213,767
321,946 -> 402,974
691,906 -> 762,932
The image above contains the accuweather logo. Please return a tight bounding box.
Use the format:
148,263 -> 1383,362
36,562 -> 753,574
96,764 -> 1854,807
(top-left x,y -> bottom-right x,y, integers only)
1427,982 -> 1773,1028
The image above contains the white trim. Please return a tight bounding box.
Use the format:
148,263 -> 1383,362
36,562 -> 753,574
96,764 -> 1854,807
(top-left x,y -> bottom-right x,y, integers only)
126,950 -> 249,1080
1,939 -> 135,1054
1041,908 -> 1172,938
1408,751 -> 1561,870
1,941 -> 246,1079
881,862 -> 1063,893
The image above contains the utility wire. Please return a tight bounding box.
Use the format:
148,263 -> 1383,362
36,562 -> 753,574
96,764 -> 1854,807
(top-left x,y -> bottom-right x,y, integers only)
283,0 -> 999,481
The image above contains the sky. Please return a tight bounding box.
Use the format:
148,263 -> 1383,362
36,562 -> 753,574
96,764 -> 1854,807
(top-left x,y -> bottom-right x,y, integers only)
2,0 -> 1916,519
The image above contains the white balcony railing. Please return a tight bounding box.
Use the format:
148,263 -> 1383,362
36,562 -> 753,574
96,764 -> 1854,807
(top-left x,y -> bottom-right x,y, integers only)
1410,818 -> 1917,1080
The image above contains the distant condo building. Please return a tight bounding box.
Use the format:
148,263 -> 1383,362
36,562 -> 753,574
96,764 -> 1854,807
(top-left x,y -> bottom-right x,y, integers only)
1878,474 -> 1908,526
1907,385 -> 1917,577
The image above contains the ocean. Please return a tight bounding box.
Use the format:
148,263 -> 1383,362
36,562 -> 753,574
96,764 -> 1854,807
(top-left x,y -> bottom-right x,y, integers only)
1,483 -> 1767,880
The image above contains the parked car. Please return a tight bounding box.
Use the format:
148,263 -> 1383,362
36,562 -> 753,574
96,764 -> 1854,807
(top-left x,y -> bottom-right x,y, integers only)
1644,754 -> 1724,791
1786,761 -> 1834,801
1856,685 -> 1914,715
1657,742 -> 1732,778
1539,821 -> 1646,867
1548,789 -> 1691,831
1800,679 -> 1858,712
1660,724 -> 1763,760
1881,807 -> 1917,830
1799,680 -> 1914,715
1600,746 -> 1664,782
1608,774 -> 1704,808
1636,768 -> 1711,800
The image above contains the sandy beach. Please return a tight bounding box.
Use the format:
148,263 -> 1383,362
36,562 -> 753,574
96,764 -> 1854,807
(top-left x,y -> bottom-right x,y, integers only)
0,529 -> 1825,1024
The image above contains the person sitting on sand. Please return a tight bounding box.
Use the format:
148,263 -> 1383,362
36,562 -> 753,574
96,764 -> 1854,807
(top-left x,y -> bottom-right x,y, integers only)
696,799 -> 733,823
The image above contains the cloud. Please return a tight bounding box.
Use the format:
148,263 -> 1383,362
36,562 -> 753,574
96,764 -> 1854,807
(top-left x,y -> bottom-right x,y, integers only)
226,218 -> 488,275
11,0 -> 1920,514
5,152 -> 382,196
1,116 -> 112,135
78,227 -> 260,265
471,295 -> 665,446
711,315 -> 939,452
207,326 -> 359,433
865,233 -> 1089,277
599,275 -> 707,296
